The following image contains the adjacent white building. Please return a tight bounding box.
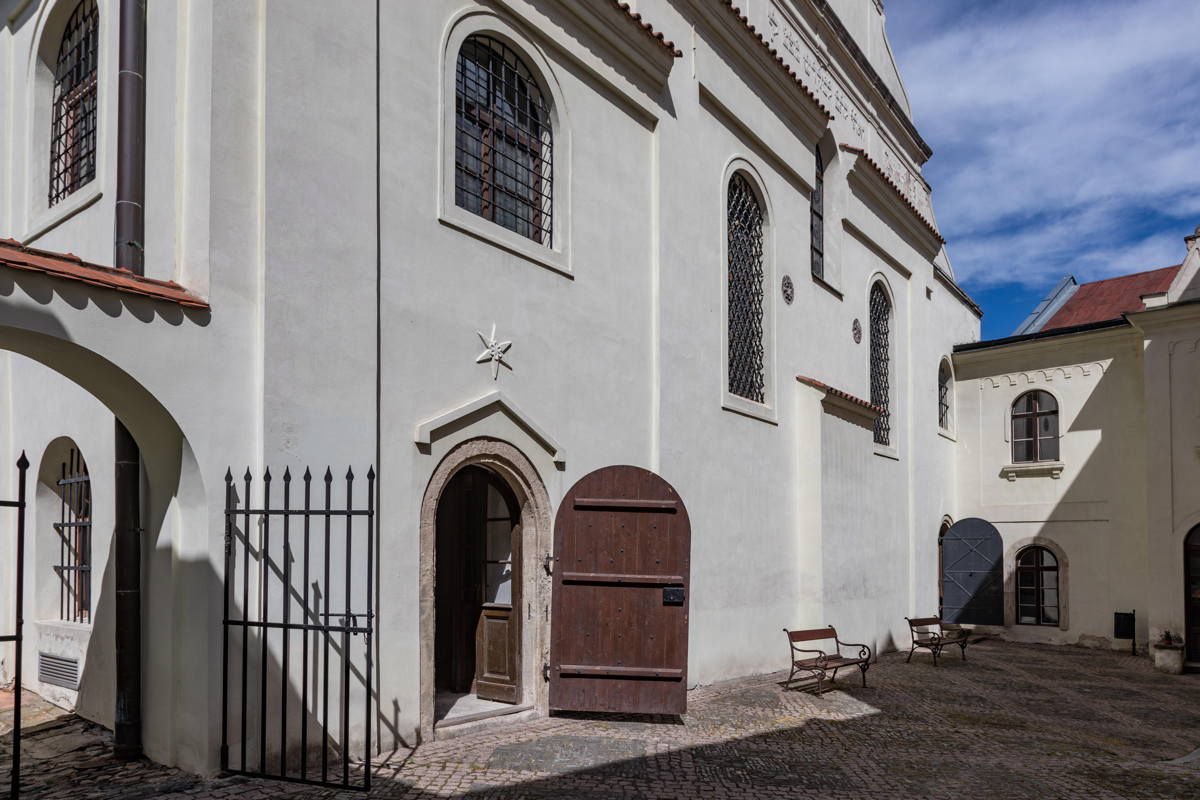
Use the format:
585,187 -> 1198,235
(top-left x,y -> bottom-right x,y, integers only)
0,0 -> 1190,784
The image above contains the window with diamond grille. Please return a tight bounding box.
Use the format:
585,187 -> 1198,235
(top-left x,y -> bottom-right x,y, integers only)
1016,546 -> 1059,626
455,35 -> 552,246
53,448 -> 92,624
49,0 -> 99,206
869,283 -> 892,445
810,148 -> 825,280
1011,390 -> 1058,463
727,173 -> 766,403
938,360 -> 953,430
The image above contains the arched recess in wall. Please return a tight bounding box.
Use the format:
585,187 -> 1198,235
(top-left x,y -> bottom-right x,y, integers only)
1003,536 -> 1069,631
937,516 -> 952,617
417,436 -> 552,741
35,437 -> 92,626
0,323 -> 208,764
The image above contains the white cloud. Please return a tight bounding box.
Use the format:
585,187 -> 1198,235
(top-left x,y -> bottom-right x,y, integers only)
886,0 -> 1200,289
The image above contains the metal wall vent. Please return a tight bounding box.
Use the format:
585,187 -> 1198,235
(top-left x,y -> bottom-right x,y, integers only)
38,652 -> 79,690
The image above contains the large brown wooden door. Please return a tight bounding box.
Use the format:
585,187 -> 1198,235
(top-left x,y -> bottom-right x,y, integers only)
435,466 -> 520,703
549,465 -> 691,715
1187,527 -> 1200,663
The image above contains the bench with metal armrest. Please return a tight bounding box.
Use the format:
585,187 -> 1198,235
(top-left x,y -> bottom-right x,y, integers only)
783,625 -> 872,693
905,616 -> 969,666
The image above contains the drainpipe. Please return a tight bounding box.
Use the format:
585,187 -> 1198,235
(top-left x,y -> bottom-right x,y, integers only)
113,0 -> 146,761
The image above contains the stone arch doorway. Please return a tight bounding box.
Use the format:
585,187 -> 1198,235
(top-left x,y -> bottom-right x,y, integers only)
419,437 -> 552,739
1186,526 -> 1200,664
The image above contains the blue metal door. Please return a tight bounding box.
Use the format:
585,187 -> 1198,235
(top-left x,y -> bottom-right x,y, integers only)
940,518 -> 1003,625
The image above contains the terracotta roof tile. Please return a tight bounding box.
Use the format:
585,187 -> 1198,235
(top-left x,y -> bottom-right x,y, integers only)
610,1 -> 682,57
796,375 -> 883,415
0,237 -> 209,309
1042,264 -> 1180,330
718,1 -> 833,119
839,144 -> 943,244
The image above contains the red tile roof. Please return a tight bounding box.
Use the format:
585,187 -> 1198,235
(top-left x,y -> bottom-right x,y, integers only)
796,375 -> 883,415
839,144 -> 944,244
1042,264 -> 1180,330
718,1 -> 833,119
611,1 -> 682,57
0,237 -> 209,309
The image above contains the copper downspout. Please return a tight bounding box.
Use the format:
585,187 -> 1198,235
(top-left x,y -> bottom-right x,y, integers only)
113,0 -> 145,761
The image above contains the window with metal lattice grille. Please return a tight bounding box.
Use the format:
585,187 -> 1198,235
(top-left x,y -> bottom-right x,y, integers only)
54,448 -> 91,624
455,35 -> 552,246
727,173 -> 765,403
811,148 -> 825,280
938,360 -> 953,430
49,0 -> 99,206
870,283 -> 892,445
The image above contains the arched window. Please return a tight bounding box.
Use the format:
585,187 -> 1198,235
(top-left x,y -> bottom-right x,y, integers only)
53,447 -> 92,623
938,359 -> 953,430
1016,546 -> 1059,625
454,34 -> 552,245
869,282 -> 892,445
49,0 -> 99,206
727,172 -> 766,403
810,148 -> 825,280
1011,390 -> 1058,463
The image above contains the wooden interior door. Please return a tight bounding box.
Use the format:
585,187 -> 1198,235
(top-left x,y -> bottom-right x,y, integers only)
549,465 -> 691,715
435,466 -> 520,702
1187,528 -> 1200,663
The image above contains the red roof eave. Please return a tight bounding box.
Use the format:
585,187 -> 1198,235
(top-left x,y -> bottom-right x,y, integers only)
0,237 -> 209,309
610,0 -> 682,58
796,375 -> 883,416
839,145 -> 944,244
719,1 -> 833,119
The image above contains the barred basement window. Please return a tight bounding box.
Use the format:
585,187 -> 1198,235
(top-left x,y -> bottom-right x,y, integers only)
49,0 -> 99,206
455,34 -> 552,246
1012,390 -> 1058,463
810,148 -> 825,280
1017,546 -> 1059,625
869,283 -> 892,445
938,359 -> 953,430
727,173 -> 766,403
54,448 -> 91,624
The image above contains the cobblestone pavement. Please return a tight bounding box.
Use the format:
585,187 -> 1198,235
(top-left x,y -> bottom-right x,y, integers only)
3,640 -> 1199,798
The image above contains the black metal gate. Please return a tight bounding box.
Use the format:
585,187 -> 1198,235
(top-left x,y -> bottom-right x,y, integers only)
221,466 -> 375,791
940,517 -> 1004,625
1,453 -> 29,799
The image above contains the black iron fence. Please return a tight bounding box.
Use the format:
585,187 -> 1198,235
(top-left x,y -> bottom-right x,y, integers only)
1,453 -> 29,799
221,465 -> 374,791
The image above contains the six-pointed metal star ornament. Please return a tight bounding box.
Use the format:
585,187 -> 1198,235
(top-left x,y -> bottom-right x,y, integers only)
476,324 -> 513,380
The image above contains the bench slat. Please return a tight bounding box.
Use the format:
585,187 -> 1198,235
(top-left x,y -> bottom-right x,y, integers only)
787,627 -> 838,642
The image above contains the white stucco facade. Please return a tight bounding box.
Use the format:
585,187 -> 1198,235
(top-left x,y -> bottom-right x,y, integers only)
30,0 -> 1198,780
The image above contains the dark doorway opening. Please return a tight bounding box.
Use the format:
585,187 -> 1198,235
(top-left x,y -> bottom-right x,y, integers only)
435,465 -> 521,724
1186,526 -> 1200,664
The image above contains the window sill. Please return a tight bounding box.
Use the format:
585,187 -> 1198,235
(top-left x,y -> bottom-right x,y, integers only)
33,619 -> 93,633
438,207 -> 572,278
937,428 -> 957,443
22,185 -> 103,245
1000,462 -> 1064,481
722,393 -> 778,424
810,271 -> 843,300
873,442 -> 899,461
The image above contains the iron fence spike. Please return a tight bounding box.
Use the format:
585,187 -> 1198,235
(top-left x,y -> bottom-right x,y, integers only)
303,467 -> 312,481
367,466 -> 376,480
283,466 -> 292,481
324,467 -> 333,482
346,466 -> 354,481
263,467 -> 272,481
225,467 -> 233,482
17,451 -> 29,469
244,467 -> 253,482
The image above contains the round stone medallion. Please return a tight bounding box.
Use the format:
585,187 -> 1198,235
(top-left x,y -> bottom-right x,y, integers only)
781,274 -> 795,305
852,318 -> 862,344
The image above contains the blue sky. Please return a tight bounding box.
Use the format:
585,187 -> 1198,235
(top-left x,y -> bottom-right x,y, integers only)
883,0 -> 1200,338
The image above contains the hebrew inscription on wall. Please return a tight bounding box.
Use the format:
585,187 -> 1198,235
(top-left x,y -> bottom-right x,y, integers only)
762,2 -> 935,225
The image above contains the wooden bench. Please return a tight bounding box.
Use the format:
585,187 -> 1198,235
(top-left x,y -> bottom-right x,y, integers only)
783,626 -> 872,693
905,616 -> 969,666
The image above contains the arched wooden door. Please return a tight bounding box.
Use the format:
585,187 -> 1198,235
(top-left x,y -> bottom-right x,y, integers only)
549,466 -> 691,715
1187,527 -> 1200,663
940,518 -> 1003,625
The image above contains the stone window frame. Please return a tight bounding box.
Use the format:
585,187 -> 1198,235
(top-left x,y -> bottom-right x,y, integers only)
719,157 -> 777,424
1004,536 -> 1069,631
439,10 -> 572,277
